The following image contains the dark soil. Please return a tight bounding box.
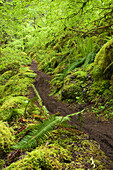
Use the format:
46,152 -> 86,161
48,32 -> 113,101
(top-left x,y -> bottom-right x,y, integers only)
30,60 -> 113,165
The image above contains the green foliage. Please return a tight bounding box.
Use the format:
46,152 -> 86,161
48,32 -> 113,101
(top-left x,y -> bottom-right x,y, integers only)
12,116 -> 66,150
12,110 -> 84,150
0,61 -> 20,75
0,70 -> 13,85
0,68 -> 36,99
87,80 -> 111,104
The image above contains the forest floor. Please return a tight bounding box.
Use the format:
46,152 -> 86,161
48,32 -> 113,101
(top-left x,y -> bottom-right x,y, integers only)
29,60 -> 113,164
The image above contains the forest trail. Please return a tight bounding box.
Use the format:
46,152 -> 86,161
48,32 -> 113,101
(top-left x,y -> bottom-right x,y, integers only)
30,60 -> 113,162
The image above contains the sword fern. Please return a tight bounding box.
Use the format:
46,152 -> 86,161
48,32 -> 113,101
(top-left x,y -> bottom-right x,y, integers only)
12,116 -> 69,150
12,110 -> 84,150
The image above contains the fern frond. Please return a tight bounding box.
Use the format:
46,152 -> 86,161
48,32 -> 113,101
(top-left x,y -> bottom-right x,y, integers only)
62,57 -> 86,79
12,116 -> 66,150
12,110 -> 84,150
61,109 -> 84,123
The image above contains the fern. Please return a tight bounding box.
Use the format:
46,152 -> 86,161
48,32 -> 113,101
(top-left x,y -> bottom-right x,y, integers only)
82,47 -> 101,68
12,110 -> 84,150
82,51 -> 96,68
63,57 -> 86,77
12,116 -> 69,150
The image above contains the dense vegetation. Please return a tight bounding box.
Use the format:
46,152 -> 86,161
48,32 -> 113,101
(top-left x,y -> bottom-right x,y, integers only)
0,0 -> 113,169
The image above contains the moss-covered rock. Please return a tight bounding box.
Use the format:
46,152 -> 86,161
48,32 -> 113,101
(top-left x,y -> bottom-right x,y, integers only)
0,67 -> 36,99
61,83 -> 82,100
1,76 -> 30,98
87,80 -> 111,102
0,121 -> 15,152
73,70 -> 88,81
0,61 -> 20,75
0,70 -> 13,85
0,96 -> 29,121
60,70 -> 89,102
92,39 -> 113,80
6,144 -> 72,170
0,60 -> 37,121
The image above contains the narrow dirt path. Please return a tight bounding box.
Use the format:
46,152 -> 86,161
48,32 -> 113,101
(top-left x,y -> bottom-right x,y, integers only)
30,60 -> 113,163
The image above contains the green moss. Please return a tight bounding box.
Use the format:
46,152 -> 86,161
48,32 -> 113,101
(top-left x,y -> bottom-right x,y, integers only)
6,144 -> 72,170
67,70 -> 88,81
1,48 -> 32,66
0,96 -> 29,121
74,70 -> 87,80
61,70 -> 89,101
0,61 -> 20,75
6,129 -> 112,169
0,121 -> 15,152
92,39 -> 113,80
87,80 -> 111,103
47,129 -> 112,169
59,66 -> 112,112
0,85 -> 4,99
1,96 -> 28,110
0,67 -> 36,98
84,63 -> 94,72
2,76 -> 32,97
0,62 -> 37,121
61,83 -> 82,100
0,70 -> 13,85
0,95 -> 42,121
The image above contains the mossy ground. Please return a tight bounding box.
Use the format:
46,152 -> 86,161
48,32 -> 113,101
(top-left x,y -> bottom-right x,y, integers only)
5,129 -> 113,170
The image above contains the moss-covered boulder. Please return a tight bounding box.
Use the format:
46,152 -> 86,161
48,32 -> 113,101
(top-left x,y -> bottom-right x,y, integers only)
92,39 -> 113,80
0,66 -> 36,99
0,61 -> 20,75
87,80 -> 111,102
0,70 -> 13,85
5,145 -> 72,170
0,121 -> 15,152
61,83 -> 82,101
61,70 -> 89,102
0,96 -> 29,121
0,62 -> 37,121
0,68 -> 36,98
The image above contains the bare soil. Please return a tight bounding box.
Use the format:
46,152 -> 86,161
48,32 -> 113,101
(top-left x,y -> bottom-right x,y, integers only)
30,60 -> 113,165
